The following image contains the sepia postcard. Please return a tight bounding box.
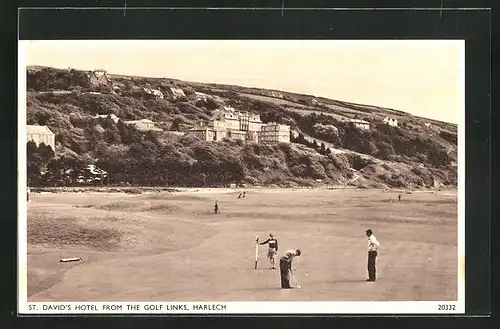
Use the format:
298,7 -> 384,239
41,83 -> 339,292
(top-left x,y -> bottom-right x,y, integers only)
18,39 -> 465,315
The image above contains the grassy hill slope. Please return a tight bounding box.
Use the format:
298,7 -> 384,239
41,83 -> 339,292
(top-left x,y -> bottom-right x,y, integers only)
25,66 -> 457,188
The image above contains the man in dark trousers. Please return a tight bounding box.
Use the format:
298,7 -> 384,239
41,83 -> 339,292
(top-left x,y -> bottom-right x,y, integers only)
365,229 -> 380,282
279,249 -> 301,288
258,233 -> 279,269
214,201 -> 219,214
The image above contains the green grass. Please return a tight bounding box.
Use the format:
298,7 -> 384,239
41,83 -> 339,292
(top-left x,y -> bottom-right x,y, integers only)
26,188 -> 458,302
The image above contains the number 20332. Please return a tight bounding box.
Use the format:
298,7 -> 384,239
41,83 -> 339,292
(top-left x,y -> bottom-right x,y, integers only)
437,304 -> 456,311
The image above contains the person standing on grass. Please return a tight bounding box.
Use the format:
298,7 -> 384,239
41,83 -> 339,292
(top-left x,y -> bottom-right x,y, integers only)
365,229 -> 380,282
279,249 -> 301,288
214,201 -> 219,214
398,194 -> 402,202
259,233 -> 279,269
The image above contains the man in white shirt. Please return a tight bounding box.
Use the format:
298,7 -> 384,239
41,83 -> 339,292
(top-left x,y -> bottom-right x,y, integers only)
365,229 -> 380,282
279,249 -> 301,288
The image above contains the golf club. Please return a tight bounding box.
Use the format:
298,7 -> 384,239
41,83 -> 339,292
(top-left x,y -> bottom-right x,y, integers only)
290,270 -> 302,288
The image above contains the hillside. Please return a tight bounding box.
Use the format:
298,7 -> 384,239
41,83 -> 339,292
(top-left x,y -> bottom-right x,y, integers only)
25,65 -> 457,189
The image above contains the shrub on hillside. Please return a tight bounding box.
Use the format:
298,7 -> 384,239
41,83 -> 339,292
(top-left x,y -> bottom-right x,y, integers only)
439,130 -> 457,144
344,153 -> 376,171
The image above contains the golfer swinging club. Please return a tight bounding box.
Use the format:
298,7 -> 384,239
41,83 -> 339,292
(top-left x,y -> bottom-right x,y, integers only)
279,249 -> 302,289
259,233 -> 279,269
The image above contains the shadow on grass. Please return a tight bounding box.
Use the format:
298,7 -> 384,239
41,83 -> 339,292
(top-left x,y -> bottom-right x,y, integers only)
326,279 -> 369,284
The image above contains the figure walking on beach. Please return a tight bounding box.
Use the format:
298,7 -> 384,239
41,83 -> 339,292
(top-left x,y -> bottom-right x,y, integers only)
214,201 -> 219,214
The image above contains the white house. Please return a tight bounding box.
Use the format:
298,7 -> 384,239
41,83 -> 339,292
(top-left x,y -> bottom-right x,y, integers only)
259,123 -> 291,144
124,119 -> 163,132
347,118 -> 370,130
26,125 -> 56,151
168,87 -> 186,99
194,91 -> 208,101
383,117 -> 398,127
270,91 -> 284,99
187,107 -> 267,144
92,114 -> 120,123
143,87 -> 164,99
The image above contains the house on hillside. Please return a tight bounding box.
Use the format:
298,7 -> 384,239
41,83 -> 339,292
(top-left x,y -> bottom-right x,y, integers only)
211,107 -> 263,132
187,107 -> 263,143
194,91 -> 208,101
259,123 -> 291,144
92,114 -> 120,123
383,117 -> 398,127
270,91 -> 284,99
87,69 -> 111,88
166,87 -> 186,100
342,118 -> 370,130
112,83 -> 123,92
26,125 -> 56,152
189,126 -> 217,141
124,119 -> 163,132
165,131 -> 185,137
143,87 -> 164,99
188,107 -> 291,144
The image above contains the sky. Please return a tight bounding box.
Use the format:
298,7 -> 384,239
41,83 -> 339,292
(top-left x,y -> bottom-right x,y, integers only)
22,40 -> 464,124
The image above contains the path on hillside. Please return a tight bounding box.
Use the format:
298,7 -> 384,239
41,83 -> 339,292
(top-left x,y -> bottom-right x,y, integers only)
292,129 -> 384,165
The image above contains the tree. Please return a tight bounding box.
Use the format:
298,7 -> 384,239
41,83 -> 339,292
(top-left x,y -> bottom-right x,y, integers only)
428,148 -> 452,168
170,117 -> 183,131
195,99 -> 206,108
320,142 -> 326,155
104,124 -> 121,144
27,140 -> 38,158
27,141 -> 56,185
205,98 -> 219,111
325,148 -> 332,155
296,133 -> 305,143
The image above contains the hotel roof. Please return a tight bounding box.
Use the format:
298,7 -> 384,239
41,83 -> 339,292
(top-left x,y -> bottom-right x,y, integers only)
26,125 -> 54,134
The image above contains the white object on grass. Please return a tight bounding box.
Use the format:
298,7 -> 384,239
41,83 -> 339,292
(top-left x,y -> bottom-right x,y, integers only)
254,235 -> 259,269
60,257 -> 82,263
